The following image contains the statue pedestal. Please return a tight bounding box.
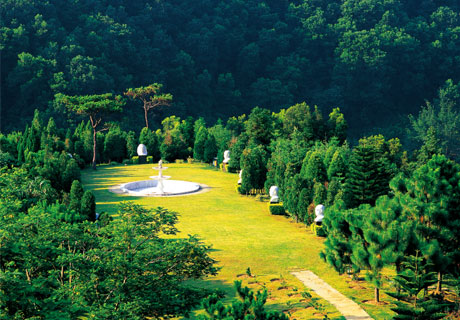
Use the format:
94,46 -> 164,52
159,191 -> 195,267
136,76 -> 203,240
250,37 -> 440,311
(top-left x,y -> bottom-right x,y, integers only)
138,155 -> 147,164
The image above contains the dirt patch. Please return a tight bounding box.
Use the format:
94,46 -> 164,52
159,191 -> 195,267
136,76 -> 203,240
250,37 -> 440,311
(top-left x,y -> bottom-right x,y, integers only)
349,285 -> 366,290
270,278 -> 280,282
362,300 -> 388,306
277,286 -> 291,290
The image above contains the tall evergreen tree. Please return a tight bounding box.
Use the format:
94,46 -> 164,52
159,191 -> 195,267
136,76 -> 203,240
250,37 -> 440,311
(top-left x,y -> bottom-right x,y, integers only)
69,180 -> 84,214
344,143 -> 390,208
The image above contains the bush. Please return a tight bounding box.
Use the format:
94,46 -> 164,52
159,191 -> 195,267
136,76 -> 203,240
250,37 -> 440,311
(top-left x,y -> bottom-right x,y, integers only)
110,161 -> 119,166
122,159 -> 132,165
147,156 -> 153,163
132,156 -> 139,164
268,203 -> 285,215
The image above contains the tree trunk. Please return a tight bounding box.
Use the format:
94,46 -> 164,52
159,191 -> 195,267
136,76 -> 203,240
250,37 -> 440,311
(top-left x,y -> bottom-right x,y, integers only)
92,127 -> 97,170
375,287 -> 380,303
144,107 -> 149,129
436,272 -> 442,293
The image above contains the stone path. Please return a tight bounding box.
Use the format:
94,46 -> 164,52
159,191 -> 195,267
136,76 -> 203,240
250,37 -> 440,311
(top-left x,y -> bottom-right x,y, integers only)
292,271 -> 373,320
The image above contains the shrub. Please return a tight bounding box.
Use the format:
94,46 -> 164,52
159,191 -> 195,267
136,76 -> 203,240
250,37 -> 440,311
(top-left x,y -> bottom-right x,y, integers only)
132,156 -> 139,164
122,159 -> 131,165
268,203 -> 285,215
147,156 -> 153,163
110,161 -> 119,166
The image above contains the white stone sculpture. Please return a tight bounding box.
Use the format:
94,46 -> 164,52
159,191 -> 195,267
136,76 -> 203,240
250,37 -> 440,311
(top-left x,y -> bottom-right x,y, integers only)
238,169 -> 243,185
137,144 -> 148,156
223,150 -> 231,164
269,186 -> 279,203
314,204 -> 325,225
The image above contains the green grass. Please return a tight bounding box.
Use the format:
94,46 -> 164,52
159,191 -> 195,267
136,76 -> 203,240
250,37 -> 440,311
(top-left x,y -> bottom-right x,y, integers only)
82,162 -> 395,319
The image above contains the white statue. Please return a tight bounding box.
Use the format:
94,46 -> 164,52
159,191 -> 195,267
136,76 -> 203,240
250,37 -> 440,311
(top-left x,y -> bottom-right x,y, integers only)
223,150 -> 231,164
158,159 -> 163,168
137,144 -> 148,156
314,204 -> 325,225
238,169 -> 243,185
269,186 -> 279,203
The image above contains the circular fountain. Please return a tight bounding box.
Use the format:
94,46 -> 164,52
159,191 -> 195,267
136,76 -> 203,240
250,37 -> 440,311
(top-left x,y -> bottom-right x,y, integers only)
116,160 -> 202,197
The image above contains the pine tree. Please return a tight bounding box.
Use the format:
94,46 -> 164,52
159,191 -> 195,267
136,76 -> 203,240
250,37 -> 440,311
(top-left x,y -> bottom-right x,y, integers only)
387,252 -> 447,320
326,178 -> 342,206
313,182 -> 326,205
302,151 -> 327,183
327,150 -> 347,182
297,187 -> 313,224
81,190 -> 96,221
344,143 -> 390,208
69,180 -> 84,214
320,200 -> 358,275
193,126 -> 208,161
397,155 -> 460,293
240,145 -> 267,194
203,134 -> 218,163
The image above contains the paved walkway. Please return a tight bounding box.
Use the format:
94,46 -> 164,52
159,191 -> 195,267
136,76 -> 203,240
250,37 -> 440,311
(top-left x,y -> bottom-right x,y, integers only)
292,271 -> 373,320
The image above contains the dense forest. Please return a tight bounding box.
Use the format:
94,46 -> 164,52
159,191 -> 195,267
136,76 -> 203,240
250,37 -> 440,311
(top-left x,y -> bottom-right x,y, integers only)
2,0 -> 460,139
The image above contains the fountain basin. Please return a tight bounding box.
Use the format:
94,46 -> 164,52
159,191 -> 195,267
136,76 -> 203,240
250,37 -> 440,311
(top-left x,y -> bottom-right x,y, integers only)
119,179 -> 201,196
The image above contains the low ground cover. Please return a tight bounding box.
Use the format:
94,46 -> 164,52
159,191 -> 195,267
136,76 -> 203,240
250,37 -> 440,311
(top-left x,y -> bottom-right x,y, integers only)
82,163 -> 395,319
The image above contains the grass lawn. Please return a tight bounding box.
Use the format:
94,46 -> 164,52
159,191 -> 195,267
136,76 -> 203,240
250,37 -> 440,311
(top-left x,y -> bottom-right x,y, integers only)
82,162 -> 395,319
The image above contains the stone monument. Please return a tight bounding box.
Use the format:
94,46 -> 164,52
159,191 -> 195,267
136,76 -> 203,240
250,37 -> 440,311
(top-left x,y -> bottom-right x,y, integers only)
223,150 -> 230,164
269,186 -> 279,203
314,204 -> 325,226
137,144 -> 148,164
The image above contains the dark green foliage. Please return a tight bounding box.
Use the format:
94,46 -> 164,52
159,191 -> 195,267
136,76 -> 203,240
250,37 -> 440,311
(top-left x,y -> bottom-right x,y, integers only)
0,201 -> 218,319
240,145 -> 267,194
325,179 -> 342,207
80,190 -> 96,221
125,131 -> 137,158
69,180 -> 84,214
328,108 -> 347,143
297,187 -> 313,224
199,280 -> 289,320
313,182 -> 326,206
303,151 -> 327,183
194,126 -> 208,161
2,0 -> 460,137
104,127 -> 126,162
344,137 -> 391,208
228,134 -> 248,172
327,150 -> 347,182
392,155 -> 460,289
245,107 -> 273,146
203,134 -> 218,163
268,203 -> 285,216
387,253 -> 447,320
139,127 -> 160,160
320,201 -> 358,275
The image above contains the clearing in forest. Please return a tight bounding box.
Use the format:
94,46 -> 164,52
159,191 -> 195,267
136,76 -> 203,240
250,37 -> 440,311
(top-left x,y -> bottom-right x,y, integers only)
82,163 -> 394,319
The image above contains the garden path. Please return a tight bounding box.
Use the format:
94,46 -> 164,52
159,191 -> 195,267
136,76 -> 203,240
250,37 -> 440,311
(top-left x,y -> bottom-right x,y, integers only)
292,270 -> 373,320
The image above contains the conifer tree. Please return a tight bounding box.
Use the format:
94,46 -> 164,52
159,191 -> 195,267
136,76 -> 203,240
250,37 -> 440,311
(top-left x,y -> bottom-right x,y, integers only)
387,252 -> 447,320
81,190 -> 96,221
239,145 -> 267,194
320,201 -> 358,275
297,187 -> 313,224
313,181 -> 326,205
139,127 -> 159,160
326,178 -> 342,206
344,143 -> 390,208
328,108 -> 347,142
327,150 -> 347,181
303,151 -> 327,183
69,180 -> 84,214
203,134 -> 218,163
396,155 -> 460,293
193,126 -> 208,161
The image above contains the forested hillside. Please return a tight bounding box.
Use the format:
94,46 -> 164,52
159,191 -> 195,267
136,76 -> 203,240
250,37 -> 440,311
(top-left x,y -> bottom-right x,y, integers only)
2,0 -> 460,135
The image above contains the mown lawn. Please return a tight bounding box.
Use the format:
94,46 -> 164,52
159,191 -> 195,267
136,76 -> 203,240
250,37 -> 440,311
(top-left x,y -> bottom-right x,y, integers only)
82,162 -> 395,319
